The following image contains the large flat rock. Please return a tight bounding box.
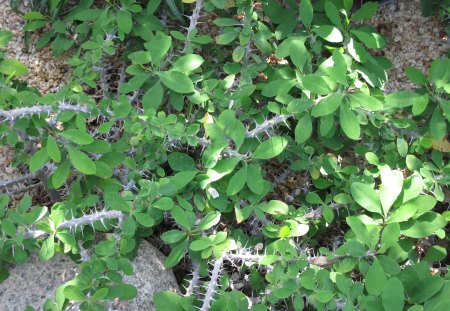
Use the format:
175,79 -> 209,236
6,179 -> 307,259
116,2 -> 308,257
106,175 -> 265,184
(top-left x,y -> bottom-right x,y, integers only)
0,240 -> 178,310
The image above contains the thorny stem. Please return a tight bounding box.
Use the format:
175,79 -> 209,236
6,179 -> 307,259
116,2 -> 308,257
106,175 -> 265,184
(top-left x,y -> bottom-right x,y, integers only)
0,173 -> 37,189
200,256 -> 224,311
246,114 -> 293,138
185,260 -> 200,297
23,210 -> 124,239
97,57 -> 110,99
182,0 -> 204,54
0,103 -> 91,122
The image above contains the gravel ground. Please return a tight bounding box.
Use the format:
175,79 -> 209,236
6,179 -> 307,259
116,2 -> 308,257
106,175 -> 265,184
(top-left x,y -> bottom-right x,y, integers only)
0,1 -> 71,94
368,0 -> 449,92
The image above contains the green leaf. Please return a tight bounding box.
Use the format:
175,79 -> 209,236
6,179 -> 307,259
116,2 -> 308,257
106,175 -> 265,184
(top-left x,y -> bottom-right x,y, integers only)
105,192 -> 130,212
165,240 -> 187,268
429,58 -> 450,90
397,137 -> 408,158
46,136 -> 61,163
385,91 -> 428,109
400,212 -> 447,238
406,155 -> 423,171
405,67 -> 428,85
351,28 -> 386,49
145,32 -> 172,67
154,291 -> 188,311
51,160 -> 70,188
60,129 -> 94,145
128,51 -> 152,64
430,107 -> 446,141
94,161 -> 113,178
171,171 -> 197,190
311,93 -> 344,117
227,166 -> 247,196
424,280 -> 450,311
106,284 -> 137,300
29,149 -> 49,173
351,183 -> 382,214
23,11 -> 46,20
172,54 -> 204,72
260,200 -> 288,215
340,105 -> 360,140
387,203 -> 417,223
1,219 -> 16,237
252,136 -> 288,160
299,0 -> 313,27
161,230 -> 187,244
202,141 -> 228,168
382,278 -> 404,311
63,285 -> 86,301
159,71 -> 194,93
423,245 -> 447,263
142,82 -> 164,111
0,59 -> 28,77
121,216 -> 136,236
153,197 -> 174,211
207,157 -> 240,182
295,113 -> 312,143
39,236 -> 55,261
232,46 -> 245,62
325,1 -> 341,27
119,74 -> 148,94
246,164 -> 265,194
168,152 -> 196,171
348,92 -> 383,111
166,0 -> 184,22
379,222 -> 400,252
379,166 -> 403,216
289,40 -> 308,71
352,1 -> 378,21
117,10 -> 132,34
316,290 -> 334,303
302,74 -> 332,95
67,146 -> 96,175
313,25 -> 343,43
0,30 -> 13,48
346,216 -> 370,246
197,211 -> 221,231
92,288 -> 109,301
365,259 -> 387,296
407,275 -> 444,304
407,195 -> 437,216
215,31 -> 238,45
190,237 -> 213,251
135,212 -> 154,227
347,38 -> 369,63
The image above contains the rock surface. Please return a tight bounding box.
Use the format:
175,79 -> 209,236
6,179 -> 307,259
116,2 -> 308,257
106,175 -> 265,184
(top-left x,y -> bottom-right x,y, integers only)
0,241 -> 178,311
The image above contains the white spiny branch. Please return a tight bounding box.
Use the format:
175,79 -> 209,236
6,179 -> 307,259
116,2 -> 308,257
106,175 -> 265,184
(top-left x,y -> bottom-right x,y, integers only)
200,256 -> 224,311
185,261 -> 201,297
182,0 -> 204,53
23,210 -> 124,239
0,103 -> 91,122
58,210 -> 124,230
0,173 -> 37,189
246,114 -> 293,138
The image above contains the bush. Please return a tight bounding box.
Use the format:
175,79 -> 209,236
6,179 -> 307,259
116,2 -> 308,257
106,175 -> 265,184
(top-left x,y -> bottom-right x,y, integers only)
0,0 -> 449,310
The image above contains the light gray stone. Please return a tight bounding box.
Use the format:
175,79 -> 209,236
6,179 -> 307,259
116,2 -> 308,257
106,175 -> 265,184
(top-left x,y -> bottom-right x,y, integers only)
0,241 -> 179,310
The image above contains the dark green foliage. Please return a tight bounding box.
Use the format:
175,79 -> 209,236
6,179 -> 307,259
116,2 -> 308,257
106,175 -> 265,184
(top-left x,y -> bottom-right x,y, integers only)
0,0 -> 449,310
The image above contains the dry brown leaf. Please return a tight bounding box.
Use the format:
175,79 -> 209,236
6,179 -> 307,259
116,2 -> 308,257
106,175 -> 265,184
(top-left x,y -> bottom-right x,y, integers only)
431,138 -> 450,152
